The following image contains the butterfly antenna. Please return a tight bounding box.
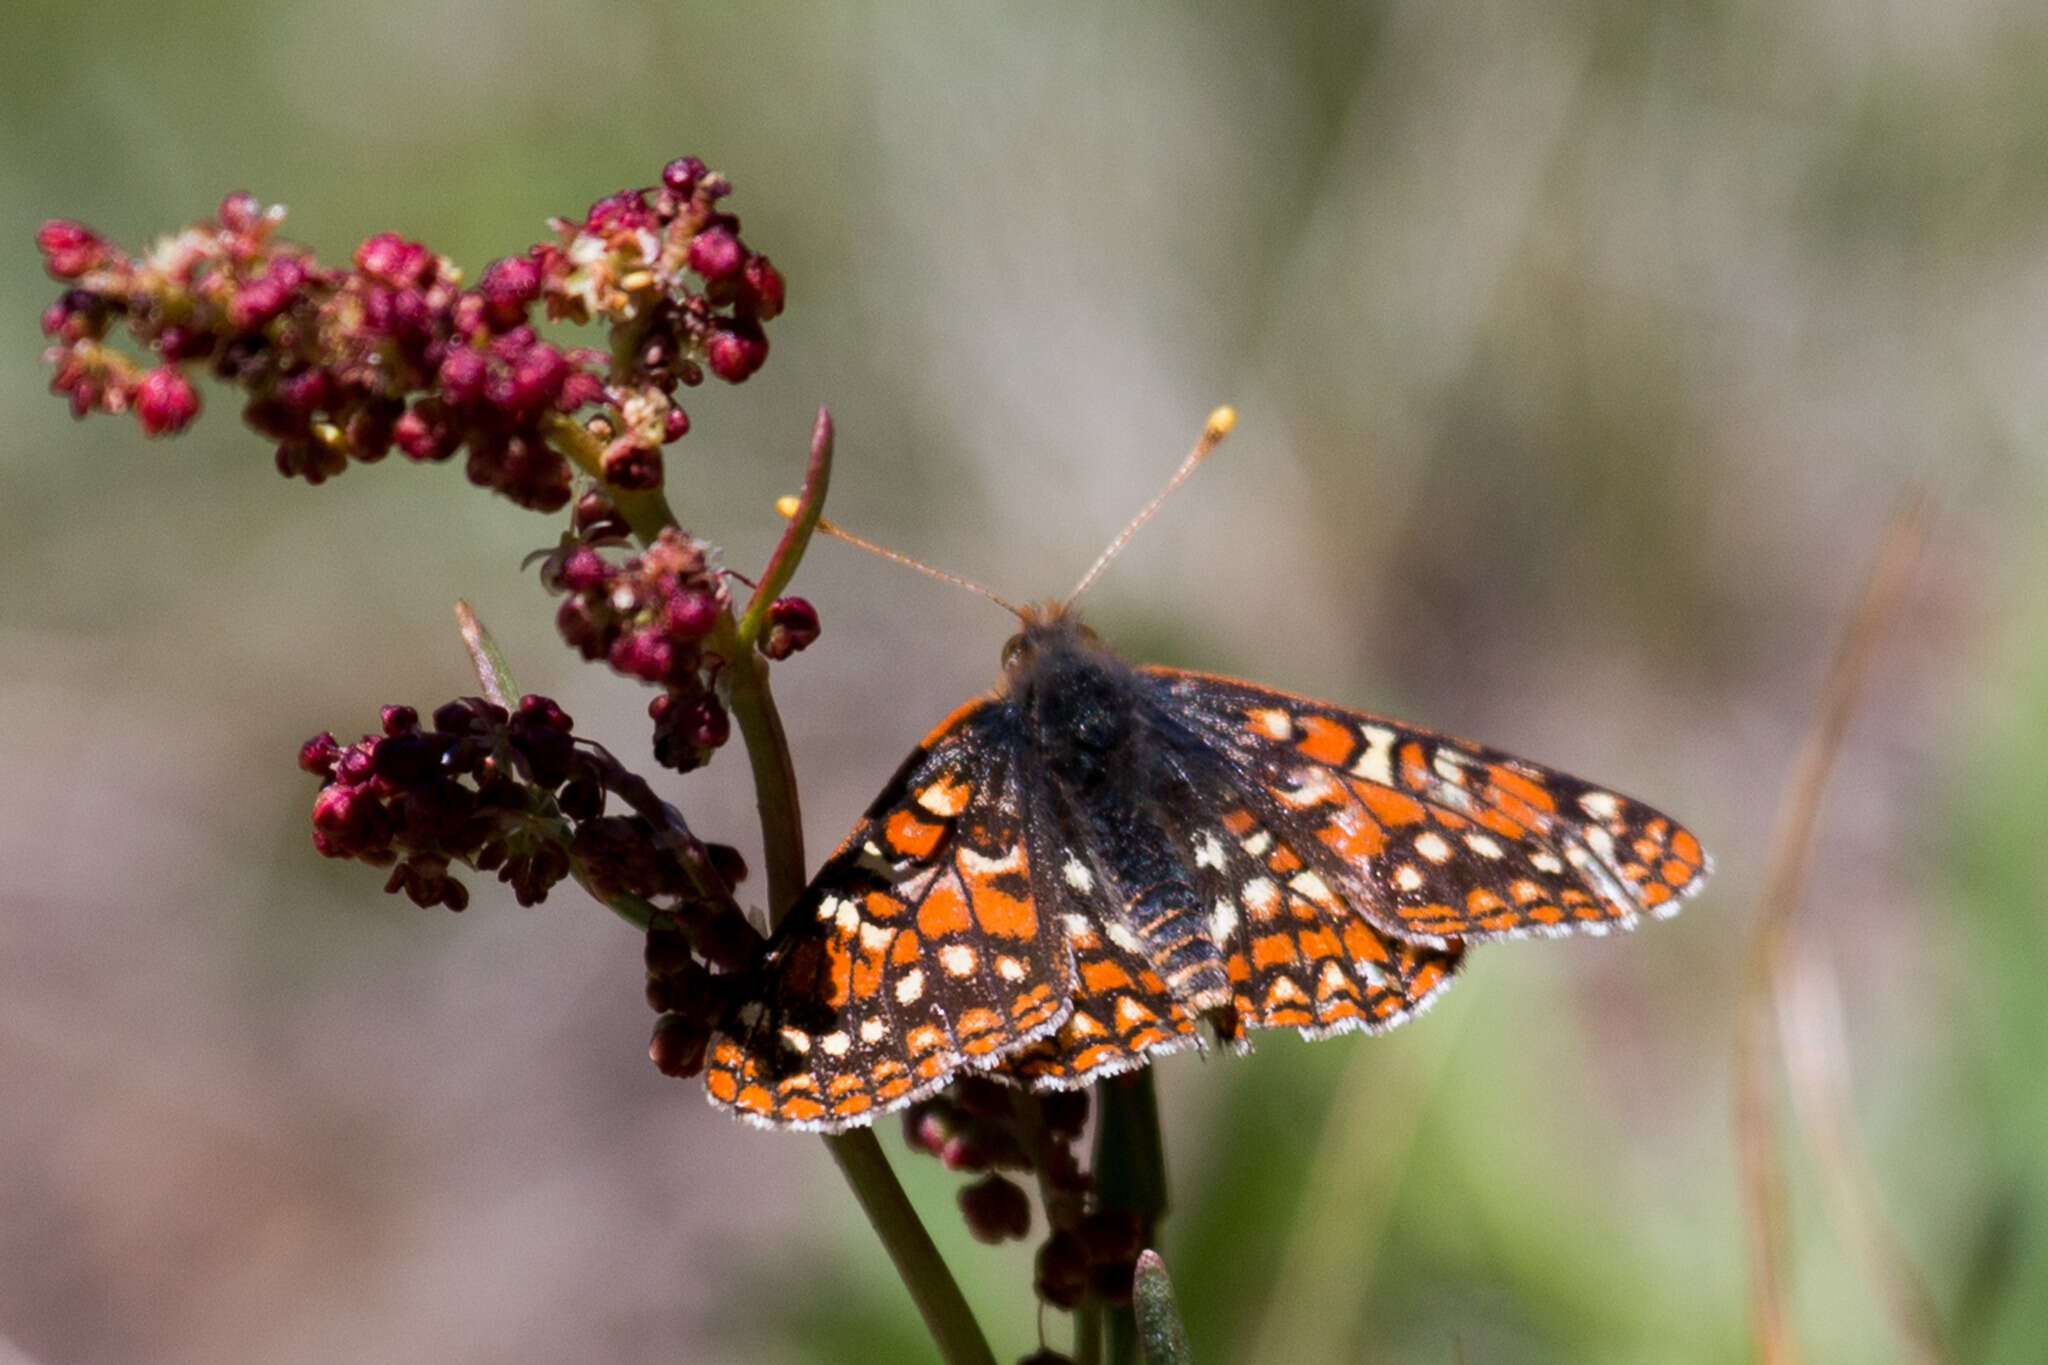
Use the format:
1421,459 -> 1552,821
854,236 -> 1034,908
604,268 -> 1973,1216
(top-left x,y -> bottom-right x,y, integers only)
774,497 -> 1028,618
1065,405 -> 1236,607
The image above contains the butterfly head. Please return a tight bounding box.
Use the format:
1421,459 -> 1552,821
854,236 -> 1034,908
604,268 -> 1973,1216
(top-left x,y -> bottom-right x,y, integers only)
999,601 -> 1106,686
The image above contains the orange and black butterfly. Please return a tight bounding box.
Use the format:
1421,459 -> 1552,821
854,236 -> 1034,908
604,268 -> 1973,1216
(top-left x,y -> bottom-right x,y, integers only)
704,413 -> 1711,1131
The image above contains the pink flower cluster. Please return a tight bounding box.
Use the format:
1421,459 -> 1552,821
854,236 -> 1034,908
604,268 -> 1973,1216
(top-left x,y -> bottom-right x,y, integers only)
37,158 -> 783,511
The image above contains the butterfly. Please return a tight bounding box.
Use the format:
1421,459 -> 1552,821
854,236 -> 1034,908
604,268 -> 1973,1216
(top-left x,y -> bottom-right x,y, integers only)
702,598 -> 1711,1131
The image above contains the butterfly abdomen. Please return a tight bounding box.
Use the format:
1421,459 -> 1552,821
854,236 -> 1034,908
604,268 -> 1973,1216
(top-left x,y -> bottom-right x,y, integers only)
1127,882 -> 1231,1012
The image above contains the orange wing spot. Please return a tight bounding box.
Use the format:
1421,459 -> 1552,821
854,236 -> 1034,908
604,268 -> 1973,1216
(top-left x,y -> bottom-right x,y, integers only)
828,1074 -> 867,1097
1645,817 -> 1670,841
1297,925 -> 1342,962
1671,829 -> 1703,866
906,1024 -> 946,1055
851,951 -> 886,1001
871,1058 -> 907,1082
779,1095 -> 826,1123
1127,1026 -> 1181,1050
1072,1043 -> 1119,1073
1661,858 -> 1695,886
885,808 -> 945,860
1082,959 -> 1135,993
962,1033 -> 1006,1056
1411,960 -> 1449,993
1509,879 -> 1545,904
1466,886 -> 1507,915
1488,766 -> 1559,815
1480,912 -> 1519,931
890,930 -> 921,965
1359,784 -> 1426,827
1434,808 -> 1471,830
1265,844 -> 1304,874
916,879 -> 971,938
1529,902 -> 1567,924
1222,809 -> 1257,836
1633,836 -> 1661,864
1252,933 -> 1299,967
1402,903 -> 1457,925
706,1068 -> 739,1102
1475,807 -> 1529,839
711,1038 -> 744,1066
1226,953 -> 1251,982
825,941 -> 853,1007
1621,862 -> 1652,885
1560,888 -> 1595,908
1342,922 -> 1389,964
736,1085 -> 773,1115
863,889 -> 905,922
1264,1004 -> 1314,1028
1397,742 -> 1431,787
1644,883 -> 1674,907
1137,968 -> 1168,992
832,1094 -> 875,1119
1295,714 -> 1357,766
958,1007 -> 1004,1039
973,882 -> 1038,940
876,1075 -> 913,1101
1318,810 -> 1387,863
1011,983 -> 1055,1018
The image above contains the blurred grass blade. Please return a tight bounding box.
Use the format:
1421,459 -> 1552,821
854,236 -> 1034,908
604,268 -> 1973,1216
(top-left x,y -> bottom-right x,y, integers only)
1733,483 -> 1936,1365
454,599 -> 518,708
1133,1251 -> 1195,1365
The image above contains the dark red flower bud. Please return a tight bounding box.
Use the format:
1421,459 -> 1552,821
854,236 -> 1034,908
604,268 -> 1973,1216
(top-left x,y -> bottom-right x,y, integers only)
958,1174 -> 1032,1244
381,705 -> 420,735
661,156 -> 707,198
742,255 -> 785,320
36,220 -> 110,278
664,587 -> 719,641
601,439 -> 662,491
1035,1231 -> 1091,1311
759,596 -> 820,660
687,226 -> 744,281
133,367 -> 200,436
704,320 -> 768,383
478,255 -> 542,328
217,191 -> 262,234
354,232 -> 435,288
663,407 -> 691,442
705,841 -> 748,889
650,1011 -> 710,1077
299,732 -> 342,777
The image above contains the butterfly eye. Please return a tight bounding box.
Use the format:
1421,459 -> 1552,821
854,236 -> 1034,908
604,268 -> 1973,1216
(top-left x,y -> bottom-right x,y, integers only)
1001,633 -> 1032,669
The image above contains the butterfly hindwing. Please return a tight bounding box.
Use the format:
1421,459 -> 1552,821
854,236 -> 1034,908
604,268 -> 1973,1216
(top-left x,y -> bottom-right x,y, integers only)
703,701 -> 1073,1131
1144,667 -> 1712,942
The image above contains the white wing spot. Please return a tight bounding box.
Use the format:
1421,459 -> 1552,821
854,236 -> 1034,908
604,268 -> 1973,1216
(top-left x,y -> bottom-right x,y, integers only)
1289,870 -> 1336,907
859,1017 -> 888,1044
1251,707 -> 1294,740
1465,831 -> 1505,859
737,1001 -> 765,1029
1351,724 -> 1396,785
1106,921 -> 1147,955
1356,959 -> 1387,987
1241,829 -> 1274,857
1268,975 -> 1307,1004
1433,748 -> 1472,784
1530,850 -> 1565,875
996,955 -> 1028,982
1242,877 -> 1281,918
1393,864 -> 1425,892
1063,856 -> 1095,892
1414,831 -> 1453,864
1579,791 -> 1622,820
940,943 -> 977,977
1192,831 -> 1226,870
1585,826 -> 1617,862
916,778 -> 969,817
1114,995 -> 1155,1028
1320,960 -> 1349,994
1278,767 -> 1341,810
819,1031 -> 852,1058
1210,897 -> 1240,942
779,1026 -> 811,1054
859,921 -> 894,953
959,845 -> 1026,877
894,968 -> 925,1004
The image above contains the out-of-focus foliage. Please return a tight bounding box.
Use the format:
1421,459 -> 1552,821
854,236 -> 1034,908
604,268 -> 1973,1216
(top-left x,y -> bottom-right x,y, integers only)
5,2 -> 2043,1362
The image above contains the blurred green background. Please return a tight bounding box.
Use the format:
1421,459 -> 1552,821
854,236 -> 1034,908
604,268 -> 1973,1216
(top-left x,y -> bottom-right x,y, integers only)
5,3 -> 2044,1362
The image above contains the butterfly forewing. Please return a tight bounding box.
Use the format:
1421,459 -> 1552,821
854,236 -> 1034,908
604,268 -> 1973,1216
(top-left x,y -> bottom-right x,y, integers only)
703,702 -> 1074,1131
1144,667 -> 1712,941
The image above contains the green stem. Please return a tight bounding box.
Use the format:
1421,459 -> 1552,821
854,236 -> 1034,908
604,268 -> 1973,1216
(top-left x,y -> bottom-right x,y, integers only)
541,412 -> 678,540
1092,1072 -> 1168,1365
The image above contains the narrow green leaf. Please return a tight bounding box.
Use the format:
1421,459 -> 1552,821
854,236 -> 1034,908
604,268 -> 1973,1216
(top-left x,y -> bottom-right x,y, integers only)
1133,1250 -> 1195,1365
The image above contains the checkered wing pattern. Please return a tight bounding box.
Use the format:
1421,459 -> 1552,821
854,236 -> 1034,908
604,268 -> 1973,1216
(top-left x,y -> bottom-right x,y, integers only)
703,703 -> 1073,1131
1146,668 -> 1712,942
996,788 -> 1463,1089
